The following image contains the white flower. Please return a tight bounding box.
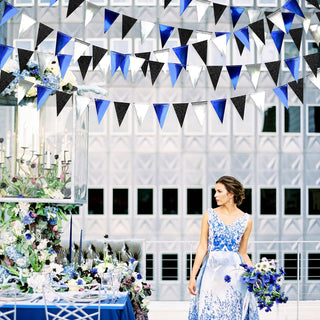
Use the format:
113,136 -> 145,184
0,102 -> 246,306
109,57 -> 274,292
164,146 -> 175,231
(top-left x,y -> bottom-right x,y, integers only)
44,187 -> 64,199
3,232 -> 15,244
38,250 -> 49,262
18,202 -> 30,216
60,70 -> 76,88
141,298 -> 149,308
24,232 -> 35,245
2,59 -> 19,72
37,239 -> 48,251
96,262 -> 114,275
46,62 -> 60,76
16,257 -> 29,268
12,220 -> 24,235
27,273 -> 49,293
42,263 -> 63,274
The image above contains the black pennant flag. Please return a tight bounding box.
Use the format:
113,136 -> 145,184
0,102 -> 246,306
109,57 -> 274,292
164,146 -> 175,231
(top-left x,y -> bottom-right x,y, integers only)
92,45 -> 108,70
173,103 -> 188,127
193,40 -> 208,64
265,12 -> 274,33
289,28 -> 303,51
213,3 -> 227,24
289,78 -> 304,103
78,56 -> 92,80
149,61 -> 164,85
304,52 -> 319,77
18,48 -> 33,72
207,65 -> 222,90
0,71 -> 16,94
265,60 -> 281,85
122,15 -> 137,39
114,102 -> 130,126
249,19 -> 265,44
67,0 -> 85,17
35,23 -> 54,48
317,12 -> 320,21
178,28 -> 193,46
164,0 -> 172,9
231,95 -> 246,120
56,90 -> 72,116
135,52 -> 151,76
306,0 -> 320,9
234,35 -> 245,55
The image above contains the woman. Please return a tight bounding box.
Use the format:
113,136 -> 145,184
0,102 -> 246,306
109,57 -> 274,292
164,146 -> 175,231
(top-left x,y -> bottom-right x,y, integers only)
188,176 -> 259,320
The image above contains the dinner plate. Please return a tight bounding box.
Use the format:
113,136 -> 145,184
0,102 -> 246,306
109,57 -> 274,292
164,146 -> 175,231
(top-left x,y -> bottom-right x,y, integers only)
65,293 -> 108,303
0,292 -> 32,301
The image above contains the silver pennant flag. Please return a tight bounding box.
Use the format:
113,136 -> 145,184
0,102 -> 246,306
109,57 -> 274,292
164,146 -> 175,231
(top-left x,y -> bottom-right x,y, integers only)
73,38 -> 90,62
308,70 -> 320,89
196,0 -> 210,22
140,20 -> 155,44
18,14 -> 36,38
267,9 -> 286,33
98,53 -> 111,76
250,91 -> 265,112
247,9 -> 260,24
309,24 -> 320,46
18,78 -> 35,104
196,30 -> 212,42
76,95 -> 91,118
303,12 -> 313,34
85,1 -> 101,26
246,63 -> 261,90
129,56 -> 145,82
37,51 -> 54,75
154,49 -> 170,73
192,101 -> 207,126
134,103 -> 150,126
212,35 -> 227,56
187,65 -> 202,88
251,33 -> 264,60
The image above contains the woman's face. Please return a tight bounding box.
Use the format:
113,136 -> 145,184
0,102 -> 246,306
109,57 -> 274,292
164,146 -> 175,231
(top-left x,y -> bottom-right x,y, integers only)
214,182 -> 233,206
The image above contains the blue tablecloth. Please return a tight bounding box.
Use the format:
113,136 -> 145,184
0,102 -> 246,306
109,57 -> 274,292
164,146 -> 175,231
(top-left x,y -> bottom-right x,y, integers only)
0,293 -> 135,320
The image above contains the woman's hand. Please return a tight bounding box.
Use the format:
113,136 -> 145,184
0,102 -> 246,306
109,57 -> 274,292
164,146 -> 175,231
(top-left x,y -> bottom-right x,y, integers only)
188,278 -> 197,295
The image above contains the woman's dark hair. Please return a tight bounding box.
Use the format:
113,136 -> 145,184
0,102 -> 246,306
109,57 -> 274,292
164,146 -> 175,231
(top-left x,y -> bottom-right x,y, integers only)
216,176 -> 245,206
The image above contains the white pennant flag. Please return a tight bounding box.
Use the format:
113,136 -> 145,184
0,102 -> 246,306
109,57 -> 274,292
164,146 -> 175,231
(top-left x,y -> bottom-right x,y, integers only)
251,32 -> 264,59
85,1 -> 101,26
303,12 -> 313,34
309,24 -> 320,46
37,52 -> 54,75
18,78 -> 35,104
196,30 -> 212,42
307,70 -> 320,89
98,53 -> 111,76
192,101 -> 207,126
250,91 -> 265,112
187,65 -> 202,88
76,95 -> 91,118
129,56 -> 145,82
140,21 -> 155,44
247,9 -> 260,24
134,103 -> 150,126
267,9 -> 286,33
73,38 -> 90,62
196,0 -> 210,22
18,14 -> 36,38
212,34 -> 227,56
246,63 -> 261,90
154,49 -> 170,73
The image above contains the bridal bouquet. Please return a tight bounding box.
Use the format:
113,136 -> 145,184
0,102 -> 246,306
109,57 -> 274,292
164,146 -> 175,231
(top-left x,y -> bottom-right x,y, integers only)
240,258 -> 288,312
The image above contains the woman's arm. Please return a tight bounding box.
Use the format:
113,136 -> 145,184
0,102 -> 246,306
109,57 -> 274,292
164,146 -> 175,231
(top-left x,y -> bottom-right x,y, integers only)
188,211 -> 209,295
238,216 -> 254,267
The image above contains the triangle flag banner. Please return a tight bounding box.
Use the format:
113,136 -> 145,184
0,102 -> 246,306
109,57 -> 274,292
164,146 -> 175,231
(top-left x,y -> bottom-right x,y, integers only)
35,23 -> 54,48
154,49 -> 170,70
110,51 -> 128,77
0,3 -> 19,26
164,0 -> 172,9
307,70 -> 320,89
149,60 -> 164,85
173,45 -> 188,68
98,53 -> 111,76
265,60 -> 281,85
304,52 -> 319,77
114,102 -> 130,126
285,56 -> 300,82
213,3 -> 227,24
196,0 -> 210,22
120,55 -> 131,79
180,0 -> 192,16
247,9 -> 260,23
282,12 -> 295,33
135,52 -> 151,76
215,32 -> 231,44
0,70 -> 16,94
76,95 -> 90,118
49,0 -> 58,6
37,52 -> 54,75
56,90 -> 72,116
265,11 -> 274,32
78,55 -> 92,80
234,26 -> 250,51
168,63 -> 183,87
95,98 -> 110,124
104,9 -> 120,33
317,12 -> 320,22
129,56 -> 145,82
18,78 -> 34,104
134,103 -> 150,126
141,21 -> 155,44
55,31 -> 72,55
303,12 -> 313,34
249,19 -> 265,44
273,84 -> 288,108
230,6 -> 245,28
36,85 -> 54,110
212,34 -> 228,56
289,28 -> 303,50
226,65 -> 242,90
207,65 -> 222,90
288,78 -> 303,103
246,63 -> 261,89
173,103 -> 188,127
67,0 -> 85,18
283,0 -> 304,18
267,9 -> 286,33
159,24 -> 175,47
309,24 -> 320,46
178,28 -> 193,46
250,91 -> 265,112
85,1 -> 101,26
18,14 -> 36,37
271,30 -> 285,54
306,0 -> 320,9
234,36 -> 245,55
187,65 -> 202,88
73,38 -> 90,62
231,95 -> 246,120
211,99 -> 226,123
154,103 -> 170,128
192,101 -> 207,126
122,15 -> 137,39
92,45 -> 108,70
192,40 -> 207,64
0,44 -> 14,69
18,48 -> 34,73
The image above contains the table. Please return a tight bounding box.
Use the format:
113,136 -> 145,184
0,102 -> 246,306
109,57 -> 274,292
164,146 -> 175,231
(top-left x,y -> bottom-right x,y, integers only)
0,292 -> 135,320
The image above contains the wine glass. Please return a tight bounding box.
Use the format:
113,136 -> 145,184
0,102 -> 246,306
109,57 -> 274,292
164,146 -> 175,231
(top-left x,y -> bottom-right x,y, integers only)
111,270 -> 122,300
101,272 -> 113,298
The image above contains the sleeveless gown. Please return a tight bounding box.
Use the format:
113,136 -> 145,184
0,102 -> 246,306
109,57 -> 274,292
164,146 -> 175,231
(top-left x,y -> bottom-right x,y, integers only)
188,208 -> 259,320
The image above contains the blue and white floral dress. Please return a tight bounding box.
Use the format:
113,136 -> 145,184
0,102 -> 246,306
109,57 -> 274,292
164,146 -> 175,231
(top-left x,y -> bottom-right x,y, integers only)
188,208 -> 259,320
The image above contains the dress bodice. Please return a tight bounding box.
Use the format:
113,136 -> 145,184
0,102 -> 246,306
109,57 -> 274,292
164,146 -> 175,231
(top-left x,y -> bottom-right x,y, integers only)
207,208 -> 249,252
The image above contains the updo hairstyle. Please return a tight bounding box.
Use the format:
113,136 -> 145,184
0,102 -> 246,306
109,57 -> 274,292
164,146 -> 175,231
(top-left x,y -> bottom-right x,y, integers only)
216,176 -> 245,206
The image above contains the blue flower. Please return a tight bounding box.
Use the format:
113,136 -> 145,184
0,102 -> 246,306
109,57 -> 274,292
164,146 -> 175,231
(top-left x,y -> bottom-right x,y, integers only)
23,215 -> 33,224
49,249 -> 56,254
25,233 -> 32,240
76,279 -> 83,285
224,275 -> 231,283
91,268 -> 98,276
137,273 -> 142,280
130,258 -> 136,263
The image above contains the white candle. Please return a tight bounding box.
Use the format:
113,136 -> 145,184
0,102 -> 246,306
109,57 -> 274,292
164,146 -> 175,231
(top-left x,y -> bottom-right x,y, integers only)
6,132 -> 11,157
56,158 -> 62,178
0,150 -> 4,164
32,134 -> 39,153
45,151 -> 51,169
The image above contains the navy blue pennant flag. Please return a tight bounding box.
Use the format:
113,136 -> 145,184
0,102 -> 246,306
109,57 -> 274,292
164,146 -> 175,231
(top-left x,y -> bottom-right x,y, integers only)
159,24 -> 175,47
180,0 -> 192,16
0,2 -> 19,26
36,85 -> 54,110
226,65 -> 242,90
55,31 -> 72,55
283,0 -> 304,18
234,27 -> 250,51
271,30 -> 285,54
230,6 -> 244,28
0,44 -> 14,69
104,9 -> 120,33
273,84 -> 288,108
95,98 -> 110,124
285,56 -> 300,82
173,103 -> 188,127
173,45 -> 188,68
58,54 -> 72,78
282,12 -> 295,34
211,99 -> 226,123
154,103 -> 170,128
168,63 -> 183,87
